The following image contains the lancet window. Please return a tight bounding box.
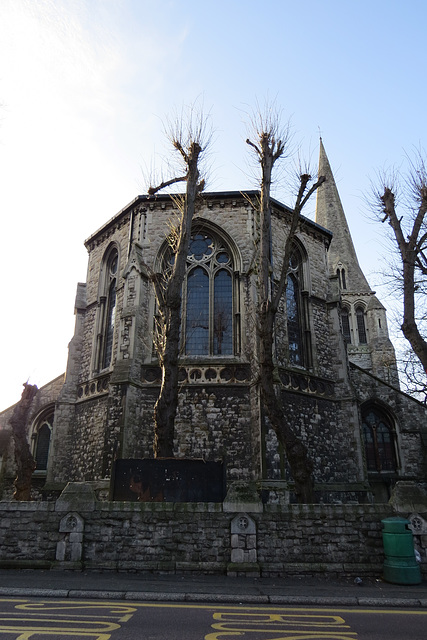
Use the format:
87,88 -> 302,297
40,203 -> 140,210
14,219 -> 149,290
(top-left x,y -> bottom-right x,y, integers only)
341,307 -> 352,343
94,246 -> 119,372
31,409 -> 54,473
286,248 -> 304,366
336,267 -> 347,290
356,305 -> 367,344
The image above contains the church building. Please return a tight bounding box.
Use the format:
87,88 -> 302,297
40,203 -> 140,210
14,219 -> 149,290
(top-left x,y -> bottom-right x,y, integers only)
1,141 -> 426,503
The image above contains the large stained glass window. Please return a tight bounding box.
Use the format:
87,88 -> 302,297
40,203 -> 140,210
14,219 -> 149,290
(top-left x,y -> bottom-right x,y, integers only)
183,232 -> 235,356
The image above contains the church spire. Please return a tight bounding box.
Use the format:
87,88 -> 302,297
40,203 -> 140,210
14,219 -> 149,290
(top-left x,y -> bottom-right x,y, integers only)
315,139 -> 398,386
315,138 -> 371,292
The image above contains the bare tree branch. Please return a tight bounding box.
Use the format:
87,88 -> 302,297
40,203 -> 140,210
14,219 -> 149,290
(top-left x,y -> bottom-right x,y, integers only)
246,103 -> 324,503
148,175 -> 187,196
372,149 -> 427,381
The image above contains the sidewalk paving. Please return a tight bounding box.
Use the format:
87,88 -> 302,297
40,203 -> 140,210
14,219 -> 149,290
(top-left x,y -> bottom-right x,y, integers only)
0,570 -> 426,607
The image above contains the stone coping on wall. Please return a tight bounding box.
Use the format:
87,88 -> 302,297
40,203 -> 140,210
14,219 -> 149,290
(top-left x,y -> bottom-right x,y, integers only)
0,500 -> 394,516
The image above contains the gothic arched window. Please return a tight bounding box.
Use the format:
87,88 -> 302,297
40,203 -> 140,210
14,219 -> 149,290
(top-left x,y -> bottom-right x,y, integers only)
32,410 -> 54,473
287,249 -> 304,366
336,267 -> 347,290
94,247 -> 118,372
362,406 -> 397,472
184,232 -> 234,356
341,307 -> 352,343
103,261 -> 118,369
356,305 -> 367,344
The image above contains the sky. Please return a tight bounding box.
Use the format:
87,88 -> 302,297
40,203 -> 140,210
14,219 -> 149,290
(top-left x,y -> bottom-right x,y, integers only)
0,0 -> 426,409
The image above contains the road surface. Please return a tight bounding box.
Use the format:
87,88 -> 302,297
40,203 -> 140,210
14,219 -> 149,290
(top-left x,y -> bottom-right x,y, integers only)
0,597 -> 426,639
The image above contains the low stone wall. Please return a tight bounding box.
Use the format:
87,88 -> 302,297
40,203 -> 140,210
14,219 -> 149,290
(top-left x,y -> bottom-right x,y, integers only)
0,491 -> 412,577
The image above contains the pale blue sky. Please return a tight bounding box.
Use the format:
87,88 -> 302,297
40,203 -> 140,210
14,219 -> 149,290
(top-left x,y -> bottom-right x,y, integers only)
1,0 -> 426,407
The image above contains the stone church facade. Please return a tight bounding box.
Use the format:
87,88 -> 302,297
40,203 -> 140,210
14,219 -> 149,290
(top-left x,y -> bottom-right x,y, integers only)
1,142 -> 426,503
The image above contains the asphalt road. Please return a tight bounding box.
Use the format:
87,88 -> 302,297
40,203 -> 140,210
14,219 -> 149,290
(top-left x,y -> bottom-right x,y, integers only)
1,597 -> 427,639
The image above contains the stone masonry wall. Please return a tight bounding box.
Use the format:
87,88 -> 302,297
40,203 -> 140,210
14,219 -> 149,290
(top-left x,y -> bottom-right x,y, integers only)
350,364 -> 427,479
123,383 -> 254,484
264,392 -> 362,485
0,497 -> 414,578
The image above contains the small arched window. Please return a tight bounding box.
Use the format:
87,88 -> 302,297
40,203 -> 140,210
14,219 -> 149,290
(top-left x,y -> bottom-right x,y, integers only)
336,266 -> 347,290
341,307 -> 351,344
362,406 -> 397,472
287,249 -> 304,366
356,306 -> 367,344
32,410 -> 54,472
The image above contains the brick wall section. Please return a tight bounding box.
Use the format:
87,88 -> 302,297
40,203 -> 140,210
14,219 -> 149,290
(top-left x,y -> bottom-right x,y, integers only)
0,500 -> 401,576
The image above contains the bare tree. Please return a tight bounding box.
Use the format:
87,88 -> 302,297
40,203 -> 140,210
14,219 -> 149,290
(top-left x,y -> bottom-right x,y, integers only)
148,107 -> 211,458
372,150 -> 427,381
8,383 -> 38,500
398,346 -> 427,403
246,109 -> 325,503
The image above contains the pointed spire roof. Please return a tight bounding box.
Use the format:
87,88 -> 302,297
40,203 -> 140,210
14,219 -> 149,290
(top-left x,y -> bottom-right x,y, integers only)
316,139 -> 371,292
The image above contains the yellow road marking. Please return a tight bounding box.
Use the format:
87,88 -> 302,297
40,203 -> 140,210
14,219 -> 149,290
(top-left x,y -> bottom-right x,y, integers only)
207,609 -> 358,640
0,633 -> 112,639
0,617 -> 120,631
85,601 -> 427,616
0,598 -> 137,639
15,602 -> 136,614
212,612 -> 349,625
1,598 -> 427,615
205,635 -> 357,640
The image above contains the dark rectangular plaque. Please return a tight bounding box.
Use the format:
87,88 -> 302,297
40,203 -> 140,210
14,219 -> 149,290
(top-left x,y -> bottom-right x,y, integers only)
111,458 -> 226,502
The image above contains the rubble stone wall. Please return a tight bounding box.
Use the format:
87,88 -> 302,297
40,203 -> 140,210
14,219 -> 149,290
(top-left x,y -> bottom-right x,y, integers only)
0,499 -> 407,577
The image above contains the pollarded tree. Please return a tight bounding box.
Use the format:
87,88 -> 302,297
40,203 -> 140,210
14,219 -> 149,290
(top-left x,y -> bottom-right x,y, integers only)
246,109 -> 325,503
8,383 -> 38,500
148,107 -> 211,458
372,150 -> 427,385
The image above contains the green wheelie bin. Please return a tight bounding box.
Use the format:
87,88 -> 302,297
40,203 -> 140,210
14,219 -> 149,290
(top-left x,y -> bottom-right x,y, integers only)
382,517 -> 421,585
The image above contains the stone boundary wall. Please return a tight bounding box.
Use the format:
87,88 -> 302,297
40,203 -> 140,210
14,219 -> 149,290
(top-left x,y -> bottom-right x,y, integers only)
0,499 -> 413,577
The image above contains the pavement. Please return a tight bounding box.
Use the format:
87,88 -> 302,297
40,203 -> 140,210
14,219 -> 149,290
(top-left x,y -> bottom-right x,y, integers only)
0,570 -> 427,607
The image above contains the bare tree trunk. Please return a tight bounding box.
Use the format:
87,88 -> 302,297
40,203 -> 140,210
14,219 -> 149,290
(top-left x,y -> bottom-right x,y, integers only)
247,114 -> 324,503
381,185 -> 427,374
150,132 -> 205,457
9,383 -> 38,500
258,303 -> 314,502
401,257 -> 427,372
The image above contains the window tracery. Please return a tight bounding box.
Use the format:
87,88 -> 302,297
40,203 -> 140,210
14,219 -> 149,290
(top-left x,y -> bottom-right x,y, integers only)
161,228 -> 239,357
94,247 -> 118,372
362,406 -> 397,472
32,410 -> 53,473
